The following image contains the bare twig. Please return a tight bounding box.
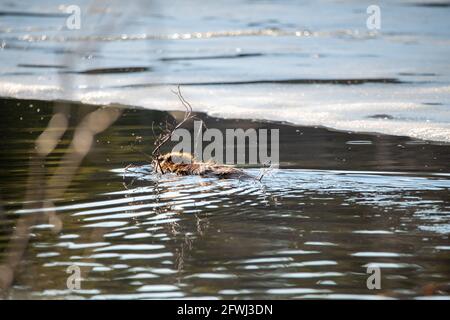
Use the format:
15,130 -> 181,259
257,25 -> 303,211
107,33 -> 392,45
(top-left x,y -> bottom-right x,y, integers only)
257,161 -> 275,181
151,86 -> 198,173
152,86 -> 194,157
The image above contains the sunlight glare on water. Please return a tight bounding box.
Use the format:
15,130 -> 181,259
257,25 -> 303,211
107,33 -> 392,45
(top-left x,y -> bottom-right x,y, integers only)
1,0 -> 450,300
5,164 -> 449,299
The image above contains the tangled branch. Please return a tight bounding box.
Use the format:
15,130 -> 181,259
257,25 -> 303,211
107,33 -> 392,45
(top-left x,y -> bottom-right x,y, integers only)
151,86 -> 196,173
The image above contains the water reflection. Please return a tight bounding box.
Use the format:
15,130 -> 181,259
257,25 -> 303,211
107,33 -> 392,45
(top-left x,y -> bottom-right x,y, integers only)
1,98 -> 449,299
8,165 -> 450,299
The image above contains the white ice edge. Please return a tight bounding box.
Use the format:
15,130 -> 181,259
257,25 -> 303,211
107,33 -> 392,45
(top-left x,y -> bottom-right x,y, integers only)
1,80 -> 450,143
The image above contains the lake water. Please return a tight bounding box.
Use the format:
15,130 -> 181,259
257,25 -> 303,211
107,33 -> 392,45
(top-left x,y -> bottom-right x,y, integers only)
1,0 -> 450,141
1,99 -> 449,299
0,0 -> 449,299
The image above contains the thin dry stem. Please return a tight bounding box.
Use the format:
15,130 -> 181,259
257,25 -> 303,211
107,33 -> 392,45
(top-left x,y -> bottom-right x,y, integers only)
151,86 -> 197,172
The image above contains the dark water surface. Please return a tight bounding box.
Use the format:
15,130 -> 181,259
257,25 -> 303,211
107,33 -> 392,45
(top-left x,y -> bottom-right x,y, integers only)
0,97 -> 449,299
1,0 -> 450,141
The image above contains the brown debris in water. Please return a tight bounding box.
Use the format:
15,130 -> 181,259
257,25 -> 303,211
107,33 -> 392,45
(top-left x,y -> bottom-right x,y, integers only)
149,86 -> 258,180
153,152 -> 252,179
